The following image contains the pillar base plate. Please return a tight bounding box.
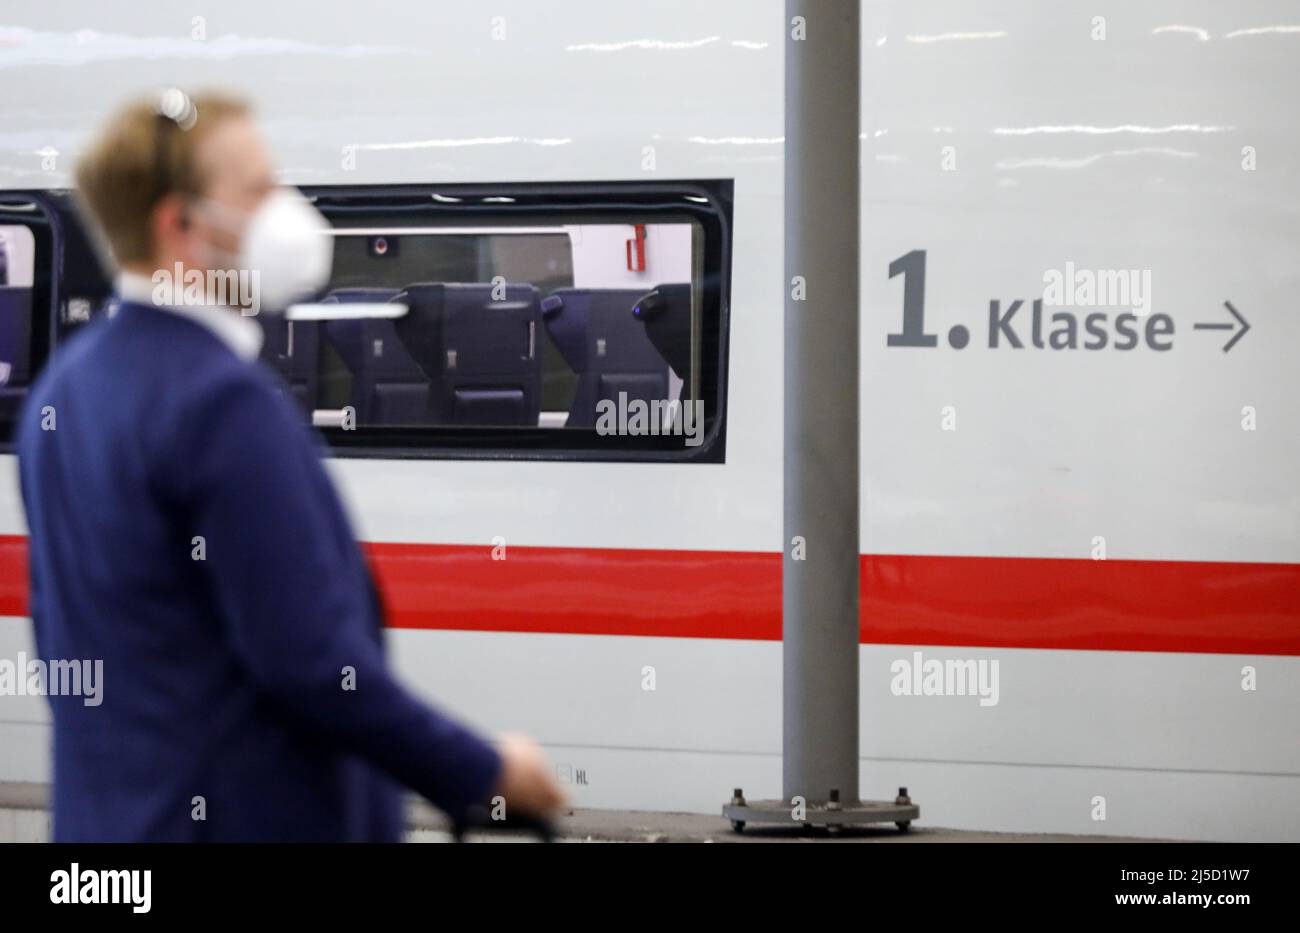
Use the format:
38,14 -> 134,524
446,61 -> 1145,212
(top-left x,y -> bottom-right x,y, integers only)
722,796 -> 919,834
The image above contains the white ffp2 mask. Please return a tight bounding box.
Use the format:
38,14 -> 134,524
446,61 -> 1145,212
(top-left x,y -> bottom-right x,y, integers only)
198,188 -> 333,313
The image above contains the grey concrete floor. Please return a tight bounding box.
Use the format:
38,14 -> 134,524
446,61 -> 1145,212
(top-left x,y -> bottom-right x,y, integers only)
408,802 -> 1177,843
0,783 -> 1178,843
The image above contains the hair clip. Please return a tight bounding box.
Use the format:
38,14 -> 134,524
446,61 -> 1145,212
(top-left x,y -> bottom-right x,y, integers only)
155,88 -> 198,131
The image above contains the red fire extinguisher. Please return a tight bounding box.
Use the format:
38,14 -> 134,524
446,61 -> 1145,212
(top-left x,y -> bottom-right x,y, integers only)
625,223 -> 647,273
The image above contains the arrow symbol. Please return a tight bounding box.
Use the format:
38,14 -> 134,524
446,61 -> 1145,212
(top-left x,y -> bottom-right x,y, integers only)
1193,300 -> 1250,352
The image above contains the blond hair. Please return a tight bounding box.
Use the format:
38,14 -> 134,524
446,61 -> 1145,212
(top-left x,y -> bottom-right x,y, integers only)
74,91 -> 251,265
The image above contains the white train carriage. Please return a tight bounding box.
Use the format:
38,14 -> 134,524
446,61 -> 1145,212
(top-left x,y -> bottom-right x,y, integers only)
0,0 -> 1297,841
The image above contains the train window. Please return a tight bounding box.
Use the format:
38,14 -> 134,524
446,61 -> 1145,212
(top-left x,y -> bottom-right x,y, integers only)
0,197 -> 56,442
0,191 -> 113,447
284,181 -> 731,462
0,184 -> 731,461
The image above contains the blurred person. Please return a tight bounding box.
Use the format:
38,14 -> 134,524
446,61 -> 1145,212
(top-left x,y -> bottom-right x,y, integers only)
16,90 -> 564,841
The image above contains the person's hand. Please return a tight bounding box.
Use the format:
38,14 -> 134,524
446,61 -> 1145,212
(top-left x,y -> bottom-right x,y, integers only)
492,732 -> 567,818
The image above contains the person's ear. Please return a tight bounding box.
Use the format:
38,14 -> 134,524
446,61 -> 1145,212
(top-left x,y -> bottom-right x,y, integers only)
150,194 -> 190,261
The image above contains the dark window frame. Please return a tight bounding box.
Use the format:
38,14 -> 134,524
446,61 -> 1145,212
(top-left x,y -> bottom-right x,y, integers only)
0,190 -> 113,449
0,181 -> 734,464
306,179 -> 733,464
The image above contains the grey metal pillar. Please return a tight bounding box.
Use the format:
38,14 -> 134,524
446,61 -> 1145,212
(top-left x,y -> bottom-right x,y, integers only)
723,0 -> 918,833
781,0 -> 861,807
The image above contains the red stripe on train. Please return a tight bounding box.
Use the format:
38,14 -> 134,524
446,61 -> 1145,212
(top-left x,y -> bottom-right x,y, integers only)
2,535 -> 1296,654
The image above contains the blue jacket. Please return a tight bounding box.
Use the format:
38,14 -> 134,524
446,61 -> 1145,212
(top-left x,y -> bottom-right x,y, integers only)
17,301 -> 501,841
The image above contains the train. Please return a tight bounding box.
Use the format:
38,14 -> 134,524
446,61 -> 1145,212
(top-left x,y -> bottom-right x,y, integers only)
0,0 -> 1297,841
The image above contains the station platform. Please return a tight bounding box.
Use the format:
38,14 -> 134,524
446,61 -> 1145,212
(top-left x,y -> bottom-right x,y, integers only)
0,783 -> 1172,843
409,801 -> 1174,843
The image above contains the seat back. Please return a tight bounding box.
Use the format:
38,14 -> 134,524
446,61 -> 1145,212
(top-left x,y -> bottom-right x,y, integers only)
320,287 -> 429,424
632,282 -> 692,380
542,288 -> 671,428
0,285 -> 32,388
393,282 -> 542,426
259,313 -> 319,414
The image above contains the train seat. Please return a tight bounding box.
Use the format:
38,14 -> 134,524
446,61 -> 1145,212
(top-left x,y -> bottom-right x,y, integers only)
0,285 -> 32,422
0,285 -> 32,387
631,282 -> 692,381
258,311 -> 320,415
541,288 -> 671,428
319,287 -> 429,425
391,282 -> 542,427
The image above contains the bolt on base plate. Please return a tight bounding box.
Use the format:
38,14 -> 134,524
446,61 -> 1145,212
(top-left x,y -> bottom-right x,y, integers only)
723,788 -> 919,834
